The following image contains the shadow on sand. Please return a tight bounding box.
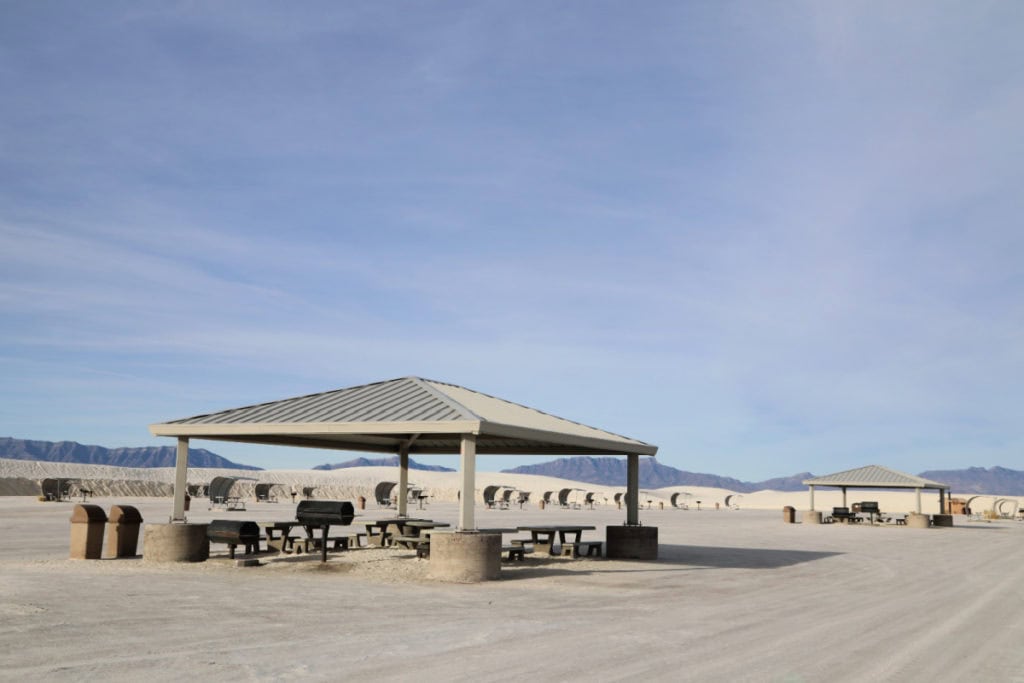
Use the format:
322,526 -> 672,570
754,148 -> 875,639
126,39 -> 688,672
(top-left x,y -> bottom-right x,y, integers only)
655,543 -> 841,569
497,544 -> 842,580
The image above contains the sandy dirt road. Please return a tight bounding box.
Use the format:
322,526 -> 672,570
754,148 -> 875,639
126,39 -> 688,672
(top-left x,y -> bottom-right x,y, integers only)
1,497 -> 1022,681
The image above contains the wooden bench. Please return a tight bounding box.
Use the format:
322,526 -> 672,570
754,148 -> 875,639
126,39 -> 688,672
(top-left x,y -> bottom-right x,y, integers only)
392,534 -> 427,549
309,536 -> 353,551
509,539 -> 535,555
286,537 -> 314,553
288,535 -> 352,554
561,541 -> 602,558
502,545 -> 526,561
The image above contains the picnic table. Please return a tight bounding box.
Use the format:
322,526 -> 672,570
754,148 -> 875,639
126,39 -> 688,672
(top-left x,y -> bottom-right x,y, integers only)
516,525 -> 597,556
360,517 -> 434,547
421,527 -> 516,538
390,520 -> 451,549
211,496 -> 246,511
263,521 -> 302,553
262,521 -> 355,554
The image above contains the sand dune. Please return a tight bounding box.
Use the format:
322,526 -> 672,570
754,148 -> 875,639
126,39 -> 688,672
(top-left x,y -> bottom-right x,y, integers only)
2,457 -> 1017,514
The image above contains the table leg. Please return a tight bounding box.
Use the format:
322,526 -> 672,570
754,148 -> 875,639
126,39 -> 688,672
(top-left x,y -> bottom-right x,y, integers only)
534,531 -> 556,555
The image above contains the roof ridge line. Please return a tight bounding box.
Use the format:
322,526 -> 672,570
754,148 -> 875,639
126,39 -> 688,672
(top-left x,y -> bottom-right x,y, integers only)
411,377 -> 484,422
423,378 -> 648,445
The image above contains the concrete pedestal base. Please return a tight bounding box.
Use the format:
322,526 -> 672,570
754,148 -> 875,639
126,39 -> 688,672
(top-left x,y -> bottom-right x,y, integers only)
143,523 -> 209,562
906,513 -> 931,529
932,514 -> 954,527
802,510 -> 822,525
606,525 -> 658,560
427,532 -> 501,582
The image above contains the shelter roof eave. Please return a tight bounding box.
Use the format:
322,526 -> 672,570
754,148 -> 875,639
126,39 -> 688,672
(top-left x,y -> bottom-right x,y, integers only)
148,418 -> 657,457
149,419 -> 482,439
801,482 -> 950,490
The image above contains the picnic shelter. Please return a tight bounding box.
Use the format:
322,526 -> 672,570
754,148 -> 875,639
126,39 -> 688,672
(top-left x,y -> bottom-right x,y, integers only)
803,465 -> 951,514
149,377 -> 659,564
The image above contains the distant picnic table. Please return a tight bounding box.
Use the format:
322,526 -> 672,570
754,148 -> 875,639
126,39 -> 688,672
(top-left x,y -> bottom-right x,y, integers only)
516,525 -> 597,556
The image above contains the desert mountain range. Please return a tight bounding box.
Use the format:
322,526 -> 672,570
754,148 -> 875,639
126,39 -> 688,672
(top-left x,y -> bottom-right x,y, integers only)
0,437 -> 260,470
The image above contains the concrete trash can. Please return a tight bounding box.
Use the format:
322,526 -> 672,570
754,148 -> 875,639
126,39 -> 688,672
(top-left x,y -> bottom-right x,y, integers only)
70,504 -> 108,559
106,505 -> 144,558
783,506 -> 796,523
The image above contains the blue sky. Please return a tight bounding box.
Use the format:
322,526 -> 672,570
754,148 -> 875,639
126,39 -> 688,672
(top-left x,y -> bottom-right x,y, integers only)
2,2 -> 1022,479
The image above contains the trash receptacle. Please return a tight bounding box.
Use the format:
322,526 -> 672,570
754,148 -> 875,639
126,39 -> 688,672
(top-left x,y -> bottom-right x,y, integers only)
539,499 -> 546,510
106,505 -> 144,558
783,506 -> 796,523
70,504 -> 108,559
184,494 -> 191,512
357,495 -> 366,510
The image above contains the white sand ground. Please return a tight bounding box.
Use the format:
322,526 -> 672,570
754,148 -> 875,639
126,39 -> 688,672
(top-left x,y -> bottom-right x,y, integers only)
3,460 -> 1024,681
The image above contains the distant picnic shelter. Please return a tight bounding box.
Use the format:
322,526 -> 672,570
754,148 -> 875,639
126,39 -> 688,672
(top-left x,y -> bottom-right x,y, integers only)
150,376 -> 658,531
803,465 -> 951,514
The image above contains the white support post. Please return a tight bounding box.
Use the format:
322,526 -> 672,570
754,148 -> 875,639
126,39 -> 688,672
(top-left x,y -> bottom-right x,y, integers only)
398,446 -> 409,518
626,454 -> 640,526
842,486 -> 847,508
939,488 -> 946,514
172,437 -> 189,522
458,435 -> 476,531
916,488 -> 922,514
809,485 -> 815,511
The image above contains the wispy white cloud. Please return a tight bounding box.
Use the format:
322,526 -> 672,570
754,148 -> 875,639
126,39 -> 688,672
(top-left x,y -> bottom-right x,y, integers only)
1,3 -> 1021,476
